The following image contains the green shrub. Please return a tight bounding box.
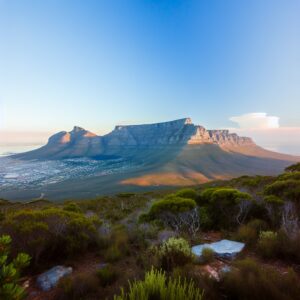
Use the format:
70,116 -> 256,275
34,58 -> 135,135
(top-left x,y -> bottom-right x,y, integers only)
175,188 -> 198,200
104,245 -> 122,262
56,273 -> 99,300
264,195 -> 284,205
247,218 -> 268,232
148,197 -> 197,218
236,219 -> 268,246
113,268 -> 203,300
198,206 -> 212,229
257,231 -> 279,259
0,235 -> 31,300
197,187 -> 220,206
264,180 -> 300,202
199,187 -> 252,229
97,264 -> 118,287
201,247 -> 214,264
63,202 -> 82,213
235,224 -> 257,246
230,175 -> 274,189
1,208 -> 100,265
278,171 -> 300,181
221,258 -> 300,300
155,237 -> 193,271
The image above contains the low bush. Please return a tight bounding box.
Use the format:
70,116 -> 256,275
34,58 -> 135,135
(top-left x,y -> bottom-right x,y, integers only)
257,231 -> 279,259
113,268 -> 203,300
56,273 -> 99,300
221,258 -> 300,300
155,237 -> 193,271
97,264 -> 118,287
103,225 -> 129,262
63,202 -> 82,213
201,247 -> 214,264
235,219 -> 268,246
235,224 -> 257,246
104,245 -> 123,262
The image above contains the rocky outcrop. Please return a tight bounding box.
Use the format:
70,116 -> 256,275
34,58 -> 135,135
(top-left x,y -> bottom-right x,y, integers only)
192,239 -> 245,260
15,118 -> 259,160
37,266 -> 72,291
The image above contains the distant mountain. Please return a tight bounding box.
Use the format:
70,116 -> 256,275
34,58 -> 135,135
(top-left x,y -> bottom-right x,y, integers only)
9,118 -> 299,199
15,118 -> 297,161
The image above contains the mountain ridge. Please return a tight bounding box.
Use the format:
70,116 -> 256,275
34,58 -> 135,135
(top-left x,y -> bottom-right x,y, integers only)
14,118 -> 266,160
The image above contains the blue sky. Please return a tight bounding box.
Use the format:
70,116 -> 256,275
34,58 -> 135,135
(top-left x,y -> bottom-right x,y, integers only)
0,1 -> 300,153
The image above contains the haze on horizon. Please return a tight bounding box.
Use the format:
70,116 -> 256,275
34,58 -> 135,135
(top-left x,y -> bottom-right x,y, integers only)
1,0 -> 300,154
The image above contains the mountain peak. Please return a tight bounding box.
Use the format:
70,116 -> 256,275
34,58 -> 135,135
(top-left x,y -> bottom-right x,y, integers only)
184,117 -> 193,125
72,126 -> 85,132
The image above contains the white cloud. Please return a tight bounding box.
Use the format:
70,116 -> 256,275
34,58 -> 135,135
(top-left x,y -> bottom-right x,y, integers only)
230,112 -> 279,129
228,112 -> 300,155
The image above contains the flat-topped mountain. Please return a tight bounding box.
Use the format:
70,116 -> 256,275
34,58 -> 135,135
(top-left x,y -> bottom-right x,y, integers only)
15,118 -> 265,160
5,118 -> 298,200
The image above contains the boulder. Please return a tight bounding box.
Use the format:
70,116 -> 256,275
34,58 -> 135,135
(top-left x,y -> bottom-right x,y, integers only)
37,266 -> 72,291
192,239 -> 245,260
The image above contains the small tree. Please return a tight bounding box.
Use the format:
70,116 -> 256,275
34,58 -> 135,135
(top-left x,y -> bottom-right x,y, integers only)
0,235 -> 31,300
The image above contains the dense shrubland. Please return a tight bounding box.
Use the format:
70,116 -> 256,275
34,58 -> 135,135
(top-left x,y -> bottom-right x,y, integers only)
0,163 -> 300,299
0,207 -> 101,265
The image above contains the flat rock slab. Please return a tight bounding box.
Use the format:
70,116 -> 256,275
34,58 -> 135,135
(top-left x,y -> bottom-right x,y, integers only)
37,265 -> 73,291
192,239 -> 245,260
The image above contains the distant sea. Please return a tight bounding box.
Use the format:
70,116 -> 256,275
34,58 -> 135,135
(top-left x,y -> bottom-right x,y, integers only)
0,145 -> 42,157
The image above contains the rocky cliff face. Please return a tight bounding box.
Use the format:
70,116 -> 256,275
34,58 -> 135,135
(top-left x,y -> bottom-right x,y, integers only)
14,118 -> 290,160
103,118 -> 254,147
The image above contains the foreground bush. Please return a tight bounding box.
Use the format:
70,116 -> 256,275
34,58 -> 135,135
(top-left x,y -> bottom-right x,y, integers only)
114,268 -> 203,300
97,264 -> 118,287
221,258 -> 300,300
155,237 -> 194,271
56,273 -> 99,300
104,225 -> 129,262
235,219 -> 268,246
257,231 -> 279,259
1,208 -> 100,264
0,235 -> 31,300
